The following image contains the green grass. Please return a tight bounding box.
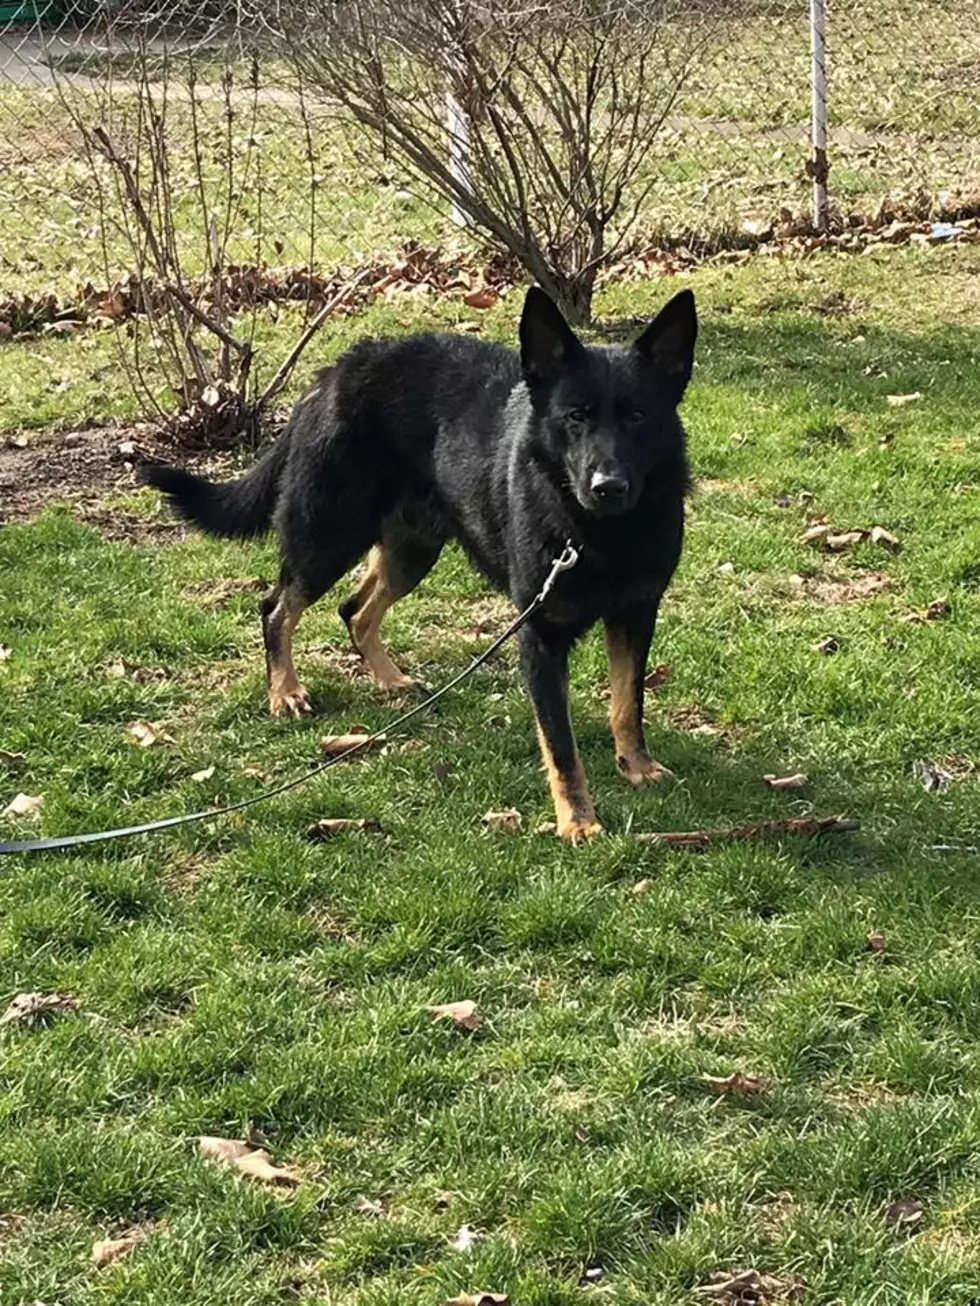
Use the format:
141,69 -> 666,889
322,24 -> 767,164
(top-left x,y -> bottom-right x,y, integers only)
3,245 -> 980,1304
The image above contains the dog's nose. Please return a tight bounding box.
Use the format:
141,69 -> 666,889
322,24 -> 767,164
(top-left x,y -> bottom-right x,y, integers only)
590,472 -> 630,503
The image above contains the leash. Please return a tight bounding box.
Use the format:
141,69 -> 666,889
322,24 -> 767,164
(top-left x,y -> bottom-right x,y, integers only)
0,541 -> 579,856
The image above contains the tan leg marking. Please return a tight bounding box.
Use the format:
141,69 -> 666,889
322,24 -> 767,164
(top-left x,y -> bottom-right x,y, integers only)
605,626 -> 672,786
346,546 -> 417,692
266,589 -> 313,718
535,723 -> 603,844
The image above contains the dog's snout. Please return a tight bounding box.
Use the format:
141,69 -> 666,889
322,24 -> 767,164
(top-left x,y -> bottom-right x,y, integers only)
590,472 -> 630,502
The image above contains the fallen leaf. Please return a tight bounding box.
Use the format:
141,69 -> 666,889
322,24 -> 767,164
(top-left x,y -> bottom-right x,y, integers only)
885,1196 -> 924,1228
445,1295 -> 509,1306
886,391 -> 922,406
718,561 -> 736,575
191,766 -> 215,783
198,1136 -> 300,1187
126,720 -> 174,748
814,636 -> 840,655
799,523 -> 830,545
243,764 -> 268,781
763,773 -> 807,789
451,1223 -> 477,1251
913,759 -> 953,792
433,761 -> 453,783
866,930 -> 886,951
319,732 -> 382,757
870,525 -> 901,552
92,1232 -> 141,1267
428,1000 -> 481,1031
353,1195 -> 385,1217
3,792 -> 43,818
535,820 -> 557,835
825,530 -> 868,552
463,289 -> 498,309
631,878 -> 653,895
305,817 -> 383,841
0,991 -> 79,1027
0,644 -> 11,660
644,663 -> 670,691
0,749 -> 26,765
695,1268 -> 802,1300
704,1072 -> 772,1096
483,808 -> 522,832
900,597 -> 949,623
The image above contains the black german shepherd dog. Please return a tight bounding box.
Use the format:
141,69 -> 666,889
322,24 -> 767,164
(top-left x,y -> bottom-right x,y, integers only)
141,286 -> 696,841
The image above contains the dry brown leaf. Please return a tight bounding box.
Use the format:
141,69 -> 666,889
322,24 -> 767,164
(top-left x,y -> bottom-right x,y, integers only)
483,808 -> 522,832
886,391 -> 922,407
900,597 -> 950,623
198,1136 -> 300,1187
0,991 -> 79,1027
870,525 -> 902,552
534,820 -> 558,836
704,1072 -> 772,1096
428,1000 -> 481,1031
631,878 -> 654,895
445,1295 -> 509,1306
191,766 -> 215,783
319,732 -> 382,757
763,773 -> 808,789
305,817 -> 383,841
644,663 -> 670,691
353,1194 -> 385,1217
0,749 -> 26,765
695,1267 -> 803,1300
814,636 -> 840,655
243,764 -> 268,782
866,930 -> 887,952
885,1196 -> 924,1228
463,289 -> 499,310
92,1232 -> 141,1267
3,792 -> 43,818
799,523 -> 830,545
126,720 -> 173,748
825,530 -> 868,552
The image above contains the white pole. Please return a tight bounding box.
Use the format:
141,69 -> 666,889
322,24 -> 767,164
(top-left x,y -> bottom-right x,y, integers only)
446,86 -> 473,228
809,0 -> 829,230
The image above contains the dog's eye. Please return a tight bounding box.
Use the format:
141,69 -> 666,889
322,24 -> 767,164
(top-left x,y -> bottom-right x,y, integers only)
630,408 -> 645,423
568,408 -> 587,424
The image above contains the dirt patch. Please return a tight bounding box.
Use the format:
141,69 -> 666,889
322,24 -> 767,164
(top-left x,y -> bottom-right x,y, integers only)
0,421 -> 237,539
788,571 -> 891,604
186,576 -> 272,609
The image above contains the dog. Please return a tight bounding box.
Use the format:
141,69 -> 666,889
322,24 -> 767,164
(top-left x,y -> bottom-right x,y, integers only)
140,285 -> 696,841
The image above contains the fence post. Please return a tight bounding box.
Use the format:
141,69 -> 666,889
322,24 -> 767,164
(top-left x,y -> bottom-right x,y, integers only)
446,87 -> 473,228
809,0 -> 829,230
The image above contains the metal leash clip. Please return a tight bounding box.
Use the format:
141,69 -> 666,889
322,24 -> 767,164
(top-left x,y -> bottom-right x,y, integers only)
538,538 -> 579,603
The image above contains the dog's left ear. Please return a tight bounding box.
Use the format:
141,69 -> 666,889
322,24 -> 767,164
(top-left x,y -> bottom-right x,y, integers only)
633,289 -> 697,394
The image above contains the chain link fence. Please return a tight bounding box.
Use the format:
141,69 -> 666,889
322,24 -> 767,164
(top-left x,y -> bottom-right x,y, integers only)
1,0 -> 979,301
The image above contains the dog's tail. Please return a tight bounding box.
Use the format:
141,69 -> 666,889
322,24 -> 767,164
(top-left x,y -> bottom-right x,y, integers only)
138,435 -> 289,539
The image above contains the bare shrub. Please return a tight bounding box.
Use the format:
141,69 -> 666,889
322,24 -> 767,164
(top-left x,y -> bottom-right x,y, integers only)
266,0 -> 728,324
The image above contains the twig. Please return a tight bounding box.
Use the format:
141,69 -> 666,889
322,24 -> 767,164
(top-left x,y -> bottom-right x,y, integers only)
635,815 -> 860,850
253,269 -> 374,415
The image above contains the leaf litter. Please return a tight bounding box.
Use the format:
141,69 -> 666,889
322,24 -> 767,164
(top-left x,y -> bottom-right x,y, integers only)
1,991 -> 80,1027
197,1136 -> 300,1187
428,1000 -> 482,1032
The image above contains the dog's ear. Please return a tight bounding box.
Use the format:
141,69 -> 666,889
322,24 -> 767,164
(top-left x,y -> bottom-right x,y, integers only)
633,289 -> 697,393
520,286 -> 583,383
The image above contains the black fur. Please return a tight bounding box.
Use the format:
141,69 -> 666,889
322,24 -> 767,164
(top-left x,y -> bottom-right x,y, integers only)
141,285 -> 697,838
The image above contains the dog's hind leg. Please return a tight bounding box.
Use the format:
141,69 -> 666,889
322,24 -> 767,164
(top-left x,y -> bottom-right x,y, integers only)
604,604 -> 673,785
261,576 -> 314,718
339,525 -> 443,692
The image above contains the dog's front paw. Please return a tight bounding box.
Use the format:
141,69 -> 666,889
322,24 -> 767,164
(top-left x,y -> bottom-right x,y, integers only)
269,685 -> 313,718
558,817 -> 604,844
616,751 -> 673,787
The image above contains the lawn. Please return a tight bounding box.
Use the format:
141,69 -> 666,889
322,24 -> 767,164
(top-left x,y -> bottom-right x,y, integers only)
2,243 -> 980,1304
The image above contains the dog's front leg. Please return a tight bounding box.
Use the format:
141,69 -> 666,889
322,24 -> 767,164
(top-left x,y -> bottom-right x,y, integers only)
604,604 -> 672,785
519,624 -> 601,843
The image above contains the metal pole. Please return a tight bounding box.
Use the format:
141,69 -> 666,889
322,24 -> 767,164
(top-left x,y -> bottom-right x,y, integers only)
809,0 -> 829,230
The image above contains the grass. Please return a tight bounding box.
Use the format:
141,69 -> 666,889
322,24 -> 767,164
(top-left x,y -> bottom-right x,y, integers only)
3,244 -> 980,1304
